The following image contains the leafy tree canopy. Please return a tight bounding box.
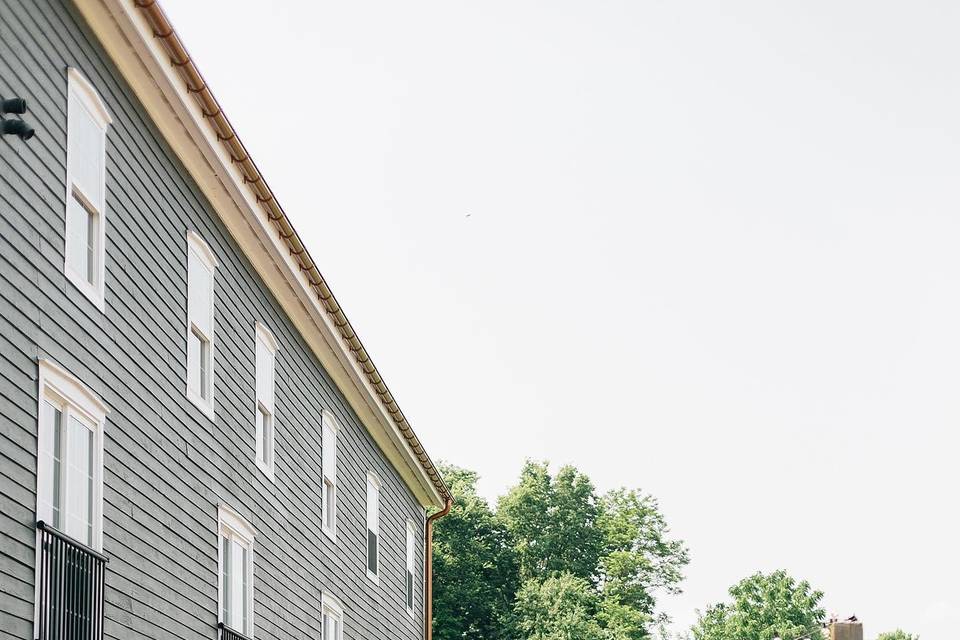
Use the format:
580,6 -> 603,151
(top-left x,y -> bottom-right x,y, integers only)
691,570 -> 825,640
511,572 -> 604,640
433,460 -> 688,640
497,461 -> 605,582
876,631 -> 918,640
432,464 -> 519,640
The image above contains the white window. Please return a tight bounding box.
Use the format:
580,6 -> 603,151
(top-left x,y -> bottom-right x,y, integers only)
321,411 -> 338,539
366,472 -> 380,581
35,358 -> 107,548
218,505 -> 255,638
321,594 -> 344,640
64,68 -> 111,311
405,520 -> 416,616
186,231 -> 217,417
254,323 -> 277,480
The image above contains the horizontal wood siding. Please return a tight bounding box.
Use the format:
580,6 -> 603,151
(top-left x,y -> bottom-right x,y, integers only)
0,1 -> 427,638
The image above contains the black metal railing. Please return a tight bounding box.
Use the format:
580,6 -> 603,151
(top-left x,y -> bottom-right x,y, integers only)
36,521 -> 107,640
218,622 -> 252,640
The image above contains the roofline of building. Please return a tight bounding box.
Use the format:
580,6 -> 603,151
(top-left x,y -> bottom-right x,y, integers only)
78,0 -> 449,505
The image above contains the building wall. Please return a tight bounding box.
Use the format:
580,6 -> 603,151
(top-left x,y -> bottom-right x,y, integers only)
0,1 -> 426,639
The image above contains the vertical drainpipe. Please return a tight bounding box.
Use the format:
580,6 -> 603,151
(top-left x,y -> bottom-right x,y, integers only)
424,498 -> 453,640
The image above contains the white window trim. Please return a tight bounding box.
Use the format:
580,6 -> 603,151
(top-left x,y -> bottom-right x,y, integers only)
405,519 -> 416,618
33,358 -> 108,638
217,504 -> 255,638
254,322 -> 277,482
321,593 -> 345,640
186,231 -> 217,419
366,472 -> 381,584
64,68 -> 111,312
320,410 -> 339,541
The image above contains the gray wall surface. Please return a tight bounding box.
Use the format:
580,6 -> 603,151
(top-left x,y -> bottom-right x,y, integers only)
0,1 -> 426,639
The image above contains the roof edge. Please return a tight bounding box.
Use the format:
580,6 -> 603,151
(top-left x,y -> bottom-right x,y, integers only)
124,0 -> 450,503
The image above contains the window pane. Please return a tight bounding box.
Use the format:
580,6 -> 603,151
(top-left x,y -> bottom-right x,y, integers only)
407,569 -> 414,609
68,94 -> 105,207
37,402 -> 63,528
86,205 -> 97,284
227,538 -> 245,632
199,333 -> 210,401
367,529 -> 378,575
256,405 -> 272,466
66,196 -> 91,281
241,545 -> 249,634
64,415 -> 93,546
255,405 -> 265,462
323,480 -> 335,530
221,535 -> 231,624
188,251 -> 212,335
189,326 -> 210,402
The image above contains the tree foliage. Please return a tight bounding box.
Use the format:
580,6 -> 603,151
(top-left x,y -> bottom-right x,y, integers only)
876,631 -> 918,640
497,461 -> 605,583
691,571 -> 825,640
433,460 -> 689,640
432,464 -> 518,640
599,489 -> 691,622
511,573 -> 604,640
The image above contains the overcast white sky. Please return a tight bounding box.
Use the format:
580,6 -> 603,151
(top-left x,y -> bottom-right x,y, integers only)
159,1 -> 959,637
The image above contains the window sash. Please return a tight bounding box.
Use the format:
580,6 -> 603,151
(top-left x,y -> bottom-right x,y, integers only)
366,475 -> 380,577
406,523 -> 416,612
65,185 -> 100,287
321,420 -> 337,535
186,234 -> 216,412
255,404 -> 273,467
38,396 -> 96,547
322,609 -> 342,640
322,479 -> 336,533
220,530 -> 252,636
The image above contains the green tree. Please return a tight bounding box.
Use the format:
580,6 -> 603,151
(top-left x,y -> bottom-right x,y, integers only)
511,572 -> 604,640
498,462 -> 689,639
691,571 -> 825,640
497,461 -> 605,582
433,464 -> 519,640
598,489 -> 690,623
876,631 -> 918,640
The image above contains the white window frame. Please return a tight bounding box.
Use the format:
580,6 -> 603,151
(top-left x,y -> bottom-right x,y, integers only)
321,593 -> 344,640
365,472 -> 381,583
405,519 -> 416,618
218,504 -> 255,638
33,358 -> 108,636
64,68 -> 111,312
186,231 -> 217,418
254,322 -> 277,481
320,410 -> 338,540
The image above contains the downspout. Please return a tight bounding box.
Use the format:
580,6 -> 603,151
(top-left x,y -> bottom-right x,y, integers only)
424,498 -> 453,640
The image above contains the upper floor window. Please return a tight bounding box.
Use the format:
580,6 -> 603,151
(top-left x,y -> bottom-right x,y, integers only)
366,472 -> 381,581
254,322 -> 277,480
218,505 -> 255,638
35,358 -> 108,549
321,411 -> 338,539
321,594 -> 344,640
405,520 -> 416,616
186,231 -> 217,417
64,68 -> 111,311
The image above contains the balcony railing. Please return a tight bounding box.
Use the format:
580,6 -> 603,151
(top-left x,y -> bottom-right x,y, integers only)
219,622 -> 252,640
36,521 -> 108,640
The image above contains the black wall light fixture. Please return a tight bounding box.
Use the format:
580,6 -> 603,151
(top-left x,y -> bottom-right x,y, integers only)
1,97 -> 35,140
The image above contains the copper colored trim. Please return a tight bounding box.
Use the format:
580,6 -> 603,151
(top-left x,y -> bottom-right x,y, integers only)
131,0 -> 450,503
424,498 -> 453,640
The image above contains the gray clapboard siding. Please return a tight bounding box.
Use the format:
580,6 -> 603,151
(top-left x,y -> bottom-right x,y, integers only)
0,1 -> 428,639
